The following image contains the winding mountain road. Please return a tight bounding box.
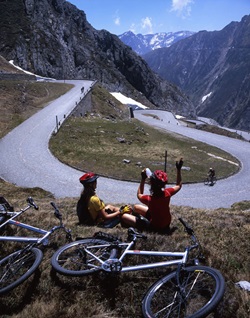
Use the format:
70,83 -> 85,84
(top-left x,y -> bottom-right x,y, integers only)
0,81 -> 249,209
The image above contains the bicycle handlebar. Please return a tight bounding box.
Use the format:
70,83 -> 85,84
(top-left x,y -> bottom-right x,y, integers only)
27,197 -> 39,210
50,202 -> 62,220
179,218 -> 194,235
178,217 -> 203,258
50,201 -> 58,211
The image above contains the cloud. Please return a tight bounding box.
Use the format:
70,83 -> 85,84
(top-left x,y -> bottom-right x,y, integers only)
171,0 -> 194,17
113,10 -> 120,26
114,17 -> 120,26
129,17 -> 153,35
141,17 -> 153,34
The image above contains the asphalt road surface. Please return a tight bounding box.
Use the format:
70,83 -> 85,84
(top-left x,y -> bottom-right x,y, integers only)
0,81 -> 249,209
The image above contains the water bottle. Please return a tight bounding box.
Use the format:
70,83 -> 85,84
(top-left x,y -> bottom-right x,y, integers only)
145,168 -> 152,178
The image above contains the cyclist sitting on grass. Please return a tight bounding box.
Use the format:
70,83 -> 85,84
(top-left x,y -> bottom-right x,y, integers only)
77,172 -> 133,228
122,158 -> 183,233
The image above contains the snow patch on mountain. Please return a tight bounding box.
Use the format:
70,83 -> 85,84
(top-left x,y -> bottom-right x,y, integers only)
110,92 -> 148,109
202,92 -> 212,103
119,31 -> 195,55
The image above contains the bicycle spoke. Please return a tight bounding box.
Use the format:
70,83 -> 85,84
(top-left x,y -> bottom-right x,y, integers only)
51,239 -> 118,276
142,266 -> 225,318
181,270 -> 215,316
1,252 -> 33,287
56,247 -> 90,271
0,248 -> 43,294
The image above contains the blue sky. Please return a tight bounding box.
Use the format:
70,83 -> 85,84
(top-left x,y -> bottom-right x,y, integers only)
68,0 -> 250,35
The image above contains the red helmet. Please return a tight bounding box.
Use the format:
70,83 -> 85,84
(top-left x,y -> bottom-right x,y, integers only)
151,170 -> 168,186
79,172 -> 98,185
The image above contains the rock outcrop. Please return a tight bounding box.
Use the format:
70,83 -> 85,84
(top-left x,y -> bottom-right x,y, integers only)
143,15 -> 250,130
0,0 -> 195,117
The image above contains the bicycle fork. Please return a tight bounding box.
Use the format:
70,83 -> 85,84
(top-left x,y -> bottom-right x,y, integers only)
1,247 -> 33,281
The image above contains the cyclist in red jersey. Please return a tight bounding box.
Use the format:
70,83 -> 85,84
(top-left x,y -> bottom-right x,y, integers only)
124,158 -> 183,232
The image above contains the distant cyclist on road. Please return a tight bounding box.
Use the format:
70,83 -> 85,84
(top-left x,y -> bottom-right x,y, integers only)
208,167 -> 216,184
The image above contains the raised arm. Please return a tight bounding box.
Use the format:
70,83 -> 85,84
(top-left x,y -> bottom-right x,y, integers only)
173,158 -> 183,193
137,169 -> 147,200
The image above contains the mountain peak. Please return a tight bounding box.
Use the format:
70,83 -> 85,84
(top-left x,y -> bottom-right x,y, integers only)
0,0 -> 195,118
143,14 -> 250,130
119,31 -> 196,55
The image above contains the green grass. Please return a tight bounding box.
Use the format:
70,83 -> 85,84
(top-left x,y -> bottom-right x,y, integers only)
0,180 -> 249,318
50,116 -> 240,183
0,81 -> 73,138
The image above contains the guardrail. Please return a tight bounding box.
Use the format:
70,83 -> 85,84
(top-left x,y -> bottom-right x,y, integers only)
53,80 -> 97,134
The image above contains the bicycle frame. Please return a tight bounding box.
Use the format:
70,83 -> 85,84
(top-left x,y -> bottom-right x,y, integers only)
51,221 -> 225,318
0,198 -> 71,246
83,227 -> 199,273
0,198 -> 72,296
0,220 -> 65,245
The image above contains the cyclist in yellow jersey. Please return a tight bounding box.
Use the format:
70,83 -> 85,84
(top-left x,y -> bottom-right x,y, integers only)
77,172 -> 133,228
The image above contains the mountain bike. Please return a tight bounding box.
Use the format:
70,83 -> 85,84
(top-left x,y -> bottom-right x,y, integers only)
51,218 -> 225,318
204,175 -> 217,186
0,197 -> 72,295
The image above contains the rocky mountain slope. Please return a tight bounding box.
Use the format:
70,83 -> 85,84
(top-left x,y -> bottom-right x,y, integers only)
119,30 -> 195,55
0,0 -> 195,118
143,15 -> 250,130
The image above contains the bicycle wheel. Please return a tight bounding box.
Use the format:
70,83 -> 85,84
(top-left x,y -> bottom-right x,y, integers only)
0,247 -> 43,295
204,178 -> 209,185
142,265 -> 225,318
51,238 -> 118,276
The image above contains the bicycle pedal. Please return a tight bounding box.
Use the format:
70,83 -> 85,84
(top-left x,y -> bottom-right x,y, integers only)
198,254 -> 206,263
41,238 -> 49,246
102,258 -> 122,272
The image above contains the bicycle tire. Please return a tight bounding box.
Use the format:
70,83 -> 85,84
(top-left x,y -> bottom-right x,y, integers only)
204,178 -> 209,185
142,265 -> 225,318
51,238 -> 118,276
0,247 -> 43,295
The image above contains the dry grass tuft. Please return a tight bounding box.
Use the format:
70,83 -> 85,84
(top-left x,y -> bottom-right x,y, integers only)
0,181 -> 249,318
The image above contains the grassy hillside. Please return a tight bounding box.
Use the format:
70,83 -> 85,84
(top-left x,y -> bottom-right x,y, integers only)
49,116 -> 240,183
0,180 -> 249,317
0,80 -> 73,138
0,73 -> 249,317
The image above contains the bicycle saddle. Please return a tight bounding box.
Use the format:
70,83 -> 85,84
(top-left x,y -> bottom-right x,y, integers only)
128,227 -> 147,239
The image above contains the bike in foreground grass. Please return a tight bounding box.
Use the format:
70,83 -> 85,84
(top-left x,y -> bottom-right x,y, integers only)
0,197 -> 72,295
51,218 -> 225,318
